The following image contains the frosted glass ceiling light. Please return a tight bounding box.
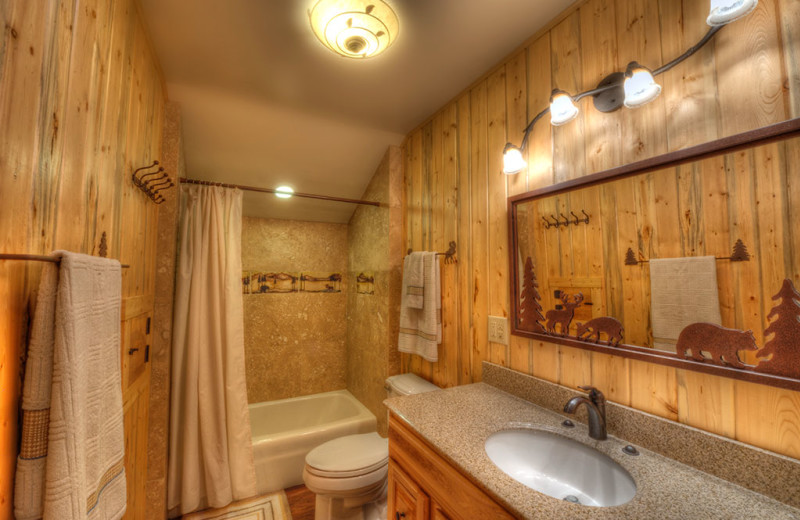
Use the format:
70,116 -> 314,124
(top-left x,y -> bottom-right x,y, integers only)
623,62 -> 662,108
549,89 -> 579,126
502,143 -> 526,175
707,0 -> 758,26
309,0 -> 399,59
275,186 -> 294,199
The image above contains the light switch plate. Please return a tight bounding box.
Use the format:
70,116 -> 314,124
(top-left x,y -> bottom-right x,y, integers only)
488,315 -> 509,345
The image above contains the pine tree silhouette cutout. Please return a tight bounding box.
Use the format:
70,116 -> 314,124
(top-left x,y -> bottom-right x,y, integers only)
519,257 -> 546,332
730,239 -> 751,262
755,279 -> 800,379
624,248 -> 638,266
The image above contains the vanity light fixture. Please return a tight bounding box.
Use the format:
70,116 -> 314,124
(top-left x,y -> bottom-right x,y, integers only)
275,186 -> 294,199
501,0 -> 758,174
707,0 -> 759,26
309,0 -> 399,59
549,89 -> 580,126
623,62 -> 662,109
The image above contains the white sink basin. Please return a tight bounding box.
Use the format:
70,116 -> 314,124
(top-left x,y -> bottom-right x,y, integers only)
485,429 -> 636,507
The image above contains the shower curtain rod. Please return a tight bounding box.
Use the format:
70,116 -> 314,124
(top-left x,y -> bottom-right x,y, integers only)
179,178 -> 381,207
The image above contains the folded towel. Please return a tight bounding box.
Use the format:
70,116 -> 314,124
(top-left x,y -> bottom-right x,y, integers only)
650,256 -> 722,352
403,252 -> 425,309
398,252 -> 441,362
15,251 -> 126,520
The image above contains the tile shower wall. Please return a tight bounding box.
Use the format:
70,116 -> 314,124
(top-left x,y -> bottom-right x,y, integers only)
347,147 -> 404,435
242,217 -> 348,403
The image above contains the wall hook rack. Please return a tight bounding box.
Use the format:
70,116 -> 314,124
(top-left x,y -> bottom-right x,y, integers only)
407,241 -> 457,264
132,160 -> 173,204
541,210 -> 590,231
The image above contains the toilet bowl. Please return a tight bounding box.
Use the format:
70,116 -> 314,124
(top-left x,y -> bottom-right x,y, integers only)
303,373 -> 439,520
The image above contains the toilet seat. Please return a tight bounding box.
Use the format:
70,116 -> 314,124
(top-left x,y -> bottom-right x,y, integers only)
304,433 -> 389,494
305,433 -> 389,478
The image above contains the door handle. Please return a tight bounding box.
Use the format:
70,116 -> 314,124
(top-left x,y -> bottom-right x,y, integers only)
128,347 -> 139,355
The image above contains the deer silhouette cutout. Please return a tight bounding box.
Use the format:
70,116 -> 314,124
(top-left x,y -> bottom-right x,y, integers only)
545,292 -> 584,336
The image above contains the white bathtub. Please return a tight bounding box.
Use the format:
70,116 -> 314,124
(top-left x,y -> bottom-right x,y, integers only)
250,389 -> 377,494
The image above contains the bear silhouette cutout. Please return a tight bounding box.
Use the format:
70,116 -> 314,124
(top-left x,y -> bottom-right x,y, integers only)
676,323 -> 758,369
576,317 -> 624,347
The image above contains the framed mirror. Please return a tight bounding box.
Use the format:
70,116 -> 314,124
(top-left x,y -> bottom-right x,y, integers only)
509,118 -> 800,391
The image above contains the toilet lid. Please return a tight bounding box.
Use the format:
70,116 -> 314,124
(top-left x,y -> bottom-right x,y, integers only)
306,432 -> 389,474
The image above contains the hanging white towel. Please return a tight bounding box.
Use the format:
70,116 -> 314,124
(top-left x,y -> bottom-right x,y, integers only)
398,252 -> 441,362
14,251 -> 126,520
403,252 -> 425,309
650,256 -> 722,352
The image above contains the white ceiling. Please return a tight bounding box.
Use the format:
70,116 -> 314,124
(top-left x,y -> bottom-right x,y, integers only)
139,0 -> 575,223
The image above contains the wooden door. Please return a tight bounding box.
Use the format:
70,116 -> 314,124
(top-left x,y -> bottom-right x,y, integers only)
388,463 -> 429,520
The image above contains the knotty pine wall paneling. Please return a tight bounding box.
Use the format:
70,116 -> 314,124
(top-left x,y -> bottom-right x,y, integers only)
0,0 -> 166,517
401,0 -> 800,459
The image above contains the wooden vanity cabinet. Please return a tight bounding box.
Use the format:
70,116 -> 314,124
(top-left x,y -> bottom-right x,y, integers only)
388,413 -> 516,520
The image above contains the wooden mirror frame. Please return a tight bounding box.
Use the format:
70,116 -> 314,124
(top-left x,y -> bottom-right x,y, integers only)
508,117 -> 800,392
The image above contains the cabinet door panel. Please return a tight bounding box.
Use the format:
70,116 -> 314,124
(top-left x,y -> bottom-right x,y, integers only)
388,463 -> 429,520
432,502 -> 451,520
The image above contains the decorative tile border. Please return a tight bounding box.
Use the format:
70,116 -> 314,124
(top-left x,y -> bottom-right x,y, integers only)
243,271 -> 342,294
357,272 -> 375,294
243,272 -> 298,294
300,272 -> 342,293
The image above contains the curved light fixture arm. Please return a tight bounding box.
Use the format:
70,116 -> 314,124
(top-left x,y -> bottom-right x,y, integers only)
653,26 -> 723,76
512,24 -> 726,158
518,107 -> 551,153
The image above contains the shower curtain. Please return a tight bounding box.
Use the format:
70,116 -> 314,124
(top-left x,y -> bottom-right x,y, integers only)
167,185 -> 256,516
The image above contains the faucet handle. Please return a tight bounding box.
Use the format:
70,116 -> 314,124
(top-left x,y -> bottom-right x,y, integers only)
577,385 -> 605,403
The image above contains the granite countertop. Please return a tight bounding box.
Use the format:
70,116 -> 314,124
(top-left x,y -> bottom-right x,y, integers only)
385,383 -> 800,520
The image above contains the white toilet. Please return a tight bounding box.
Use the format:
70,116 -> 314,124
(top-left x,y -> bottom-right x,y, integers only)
302,373 -> 440,520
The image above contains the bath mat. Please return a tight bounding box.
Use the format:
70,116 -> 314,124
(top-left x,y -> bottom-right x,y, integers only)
183,492 -> 292,520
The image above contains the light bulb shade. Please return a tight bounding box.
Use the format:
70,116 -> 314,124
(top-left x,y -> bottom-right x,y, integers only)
549,90 -> 579,126
623,62 -> 662,108
309,0 -> 399,58
275,186 -> 294,199
502,143 -> 526,175
707,0 -> 758,26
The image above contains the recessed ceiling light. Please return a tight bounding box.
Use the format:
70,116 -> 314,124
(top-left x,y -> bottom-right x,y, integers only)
275,186 -> 294,199
309,0 -> 399,59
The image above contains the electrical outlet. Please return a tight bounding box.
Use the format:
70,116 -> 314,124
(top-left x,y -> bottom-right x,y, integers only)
488,315 -> 509,345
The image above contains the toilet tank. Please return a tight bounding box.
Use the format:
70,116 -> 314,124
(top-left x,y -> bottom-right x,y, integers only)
385,373 -> 440,398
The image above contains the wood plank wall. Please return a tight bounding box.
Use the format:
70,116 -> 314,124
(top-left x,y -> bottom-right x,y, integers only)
0,0 -> 166,517
402,0 -> 800,459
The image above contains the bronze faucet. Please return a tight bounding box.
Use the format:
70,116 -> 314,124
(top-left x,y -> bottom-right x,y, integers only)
564,386 -> 607,440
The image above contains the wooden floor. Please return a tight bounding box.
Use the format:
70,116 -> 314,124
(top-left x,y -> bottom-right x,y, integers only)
286,485 -> 315,520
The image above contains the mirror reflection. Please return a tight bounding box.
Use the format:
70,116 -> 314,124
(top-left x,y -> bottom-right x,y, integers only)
513,134 -> 800,373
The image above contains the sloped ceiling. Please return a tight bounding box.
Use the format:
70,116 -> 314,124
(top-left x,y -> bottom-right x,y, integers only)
138,0 -> 575,222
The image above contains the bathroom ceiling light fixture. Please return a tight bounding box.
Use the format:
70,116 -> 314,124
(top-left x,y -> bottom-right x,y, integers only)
501,1 -> 757,174
275,186 -> 294,199
309,0 -> 399,59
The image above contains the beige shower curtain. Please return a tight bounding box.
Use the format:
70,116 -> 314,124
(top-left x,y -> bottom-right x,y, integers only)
168,185 -> 256,516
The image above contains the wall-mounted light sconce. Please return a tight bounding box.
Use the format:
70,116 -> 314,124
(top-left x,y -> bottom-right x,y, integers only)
309,0 -> 399,59
502,0 -> 758,175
